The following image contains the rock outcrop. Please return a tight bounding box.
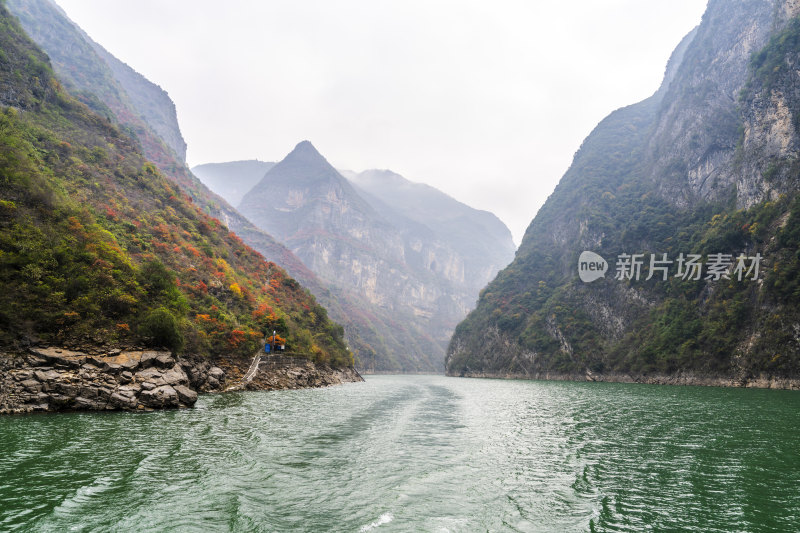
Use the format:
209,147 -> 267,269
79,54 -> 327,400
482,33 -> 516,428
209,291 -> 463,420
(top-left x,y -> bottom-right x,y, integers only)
0,347 -> 225,414
245,356 -> 363,391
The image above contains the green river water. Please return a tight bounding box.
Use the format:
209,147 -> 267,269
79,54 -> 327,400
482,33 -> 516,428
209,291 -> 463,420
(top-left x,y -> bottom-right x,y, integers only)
0,375 -> 798,532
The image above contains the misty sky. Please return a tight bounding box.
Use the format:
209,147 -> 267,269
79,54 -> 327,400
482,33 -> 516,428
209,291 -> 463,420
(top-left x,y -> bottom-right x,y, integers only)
56,0 -> 706,245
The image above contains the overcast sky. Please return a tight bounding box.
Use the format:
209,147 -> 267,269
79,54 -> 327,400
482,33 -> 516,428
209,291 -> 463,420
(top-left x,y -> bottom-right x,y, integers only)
56,0 -> 707,245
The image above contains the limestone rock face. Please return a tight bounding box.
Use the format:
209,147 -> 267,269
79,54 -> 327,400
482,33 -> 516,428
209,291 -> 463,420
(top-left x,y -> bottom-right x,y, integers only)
0,348 -> 226,414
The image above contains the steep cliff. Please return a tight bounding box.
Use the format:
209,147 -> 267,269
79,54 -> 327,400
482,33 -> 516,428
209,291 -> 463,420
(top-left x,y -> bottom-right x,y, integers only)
6,0 -> 335,317
447,0 -> 800,386
229,142 -> 515,371
0,2 -> 355,412
237,142 -> 454,371
7,0 -> 186,162
347,169 -> 515,294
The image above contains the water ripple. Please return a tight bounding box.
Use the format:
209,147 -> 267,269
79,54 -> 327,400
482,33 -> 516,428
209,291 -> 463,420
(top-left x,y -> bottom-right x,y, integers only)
1,377 -> 798,532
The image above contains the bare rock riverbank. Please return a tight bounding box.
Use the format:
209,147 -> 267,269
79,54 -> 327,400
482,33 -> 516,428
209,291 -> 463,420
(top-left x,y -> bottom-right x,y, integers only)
0,347 -> 225,414
1,347 -> 365,415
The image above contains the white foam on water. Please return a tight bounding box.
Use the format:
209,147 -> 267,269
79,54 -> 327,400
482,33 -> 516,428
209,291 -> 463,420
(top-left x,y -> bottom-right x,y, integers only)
359,512 -> 394,532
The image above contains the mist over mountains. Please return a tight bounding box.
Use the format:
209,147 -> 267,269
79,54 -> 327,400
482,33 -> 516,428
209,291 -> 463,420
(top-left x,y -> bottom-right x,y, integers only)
6,0 -> 797,385
195,142 -> 516,371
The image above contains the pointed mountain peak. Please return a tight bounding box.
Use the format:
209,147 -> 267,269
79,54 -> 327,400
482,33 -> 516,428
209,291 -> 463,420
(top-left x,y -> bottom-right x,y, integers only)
285,140 -> 326,162
260,140 -> 343,186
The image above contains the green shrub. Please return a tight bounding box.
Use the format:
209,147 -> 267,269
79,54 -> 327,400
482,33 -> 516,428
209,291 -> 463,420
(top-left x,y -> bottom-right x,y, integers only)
139,306 -> 183,352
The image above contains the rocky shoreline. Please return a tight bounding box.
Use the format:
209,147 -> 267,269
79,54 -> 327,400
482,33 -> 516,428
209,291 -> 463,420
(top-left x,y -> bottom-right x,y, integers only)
449,370 -> 800,390
242,355 -> 363,391
0,347 -> 364,415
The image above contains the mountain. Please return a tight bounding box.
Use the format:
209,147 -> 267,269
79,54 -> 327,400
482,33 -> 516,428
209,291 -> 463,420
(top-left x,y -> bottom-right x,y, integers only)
447,0 -> 800,387
6,0 -> 186,163
346,168 -> 515,293
192,160 -> 276,207
0,2 -> 351,369
6,0 -> 333,316
234,142 -> 515,371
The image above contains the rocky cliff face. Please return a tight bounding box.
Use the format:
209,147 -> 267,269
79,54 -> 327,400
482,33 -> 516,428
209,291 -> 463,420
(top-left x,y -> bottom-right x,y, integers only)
237,141 -> 515,371
0,348 -> 223,414
447,0 -> 800,385
346,169 -> 515,294
7,0 -> 187,162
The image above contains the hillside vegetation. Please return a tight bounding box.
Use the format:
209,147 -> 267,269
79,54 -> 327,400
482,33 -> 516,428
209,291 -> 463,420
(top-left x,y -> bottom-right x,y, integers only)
0,4 -> 351,367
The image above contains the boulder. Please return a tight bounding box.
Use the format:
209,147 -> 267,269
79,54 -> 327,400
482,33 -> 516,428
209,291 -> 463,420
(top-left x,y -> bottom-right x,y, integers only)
21,379 -> 41,392
55,383 -> 79,398
173,385 -> 198,406
135,367 -> 166,386
139,351 -> 161,368
116,385 -> 139,398
139,385 -> 179,408
109,392 -> 137,409
29,347 -> 86,368
80,386 -> 99,399
74,396 -> 105,410
154,354 -> 176,370
161,365 -> 189,386
12,370 -> 33,381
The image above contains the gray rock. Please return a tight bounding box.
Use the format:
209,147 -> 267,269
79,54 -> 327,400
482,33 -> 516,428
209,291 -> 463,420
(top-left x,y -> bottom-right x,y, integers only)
120,371 -> 133,383
34,370 -> 60,382
140,382 -> 156,391
80,386 -> 99,399
208,367 -> 225,380
173,385 -> 198,405
154,354 -> 176,369
161,365 -> 189,386
135,367 -> 165,386
74,396 -> 104,410
55,383 -> 79,398
25,355 -> 47,366
139,385 -> 179,408
117,384 -> 140,397
109,392 -> 137,409
139,351 -> 161,368
102,362 -> 123,374
12,370 -> 33,381
21,379 -> 41,392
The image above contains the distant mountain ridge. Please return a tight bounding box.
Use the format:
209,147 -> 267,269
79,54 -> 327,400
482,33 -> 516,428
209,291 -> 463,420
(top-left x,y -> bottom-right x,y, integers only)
346,168 -> 515,293
218,141 -> 516,371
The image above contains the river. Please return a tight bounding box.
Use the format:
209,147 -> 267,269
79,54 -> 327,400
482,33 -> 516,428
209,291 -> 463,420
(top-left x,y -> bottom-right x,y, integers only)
1,375 -> 798,532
